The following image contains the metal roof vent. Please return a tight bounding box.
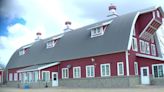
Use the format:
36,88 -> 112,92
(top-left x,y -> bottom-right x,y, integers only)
64,21 -> 72,32
107,3 -> 119,17
35,32 -> 42,41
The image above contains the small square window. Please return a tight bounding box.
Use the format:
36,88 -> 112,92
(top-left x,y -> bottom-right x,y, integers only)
46,40 -> 56,48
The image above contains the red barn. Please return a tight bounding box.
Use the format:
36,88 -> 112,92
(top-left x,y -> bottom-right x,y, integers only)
6,6 -> 164,88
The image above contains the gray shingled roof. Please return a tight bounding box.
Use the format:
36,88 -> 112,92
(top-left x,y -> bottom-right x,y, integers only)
7,12 -> 136,69
7,6 -> 163,69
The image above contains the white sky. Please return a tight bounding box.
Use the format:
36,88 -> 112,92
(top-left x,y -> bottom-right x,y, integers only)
0,0 -> 164,65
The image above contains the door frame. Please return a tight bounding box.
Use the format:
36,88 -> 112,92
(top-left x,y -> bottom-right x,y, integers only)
140,66 -> 150,85
51,72 -> 58,87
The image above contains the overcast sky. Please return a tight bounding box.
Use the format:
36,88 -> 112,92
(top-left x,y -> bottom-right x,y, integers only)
0,0 -> 164,65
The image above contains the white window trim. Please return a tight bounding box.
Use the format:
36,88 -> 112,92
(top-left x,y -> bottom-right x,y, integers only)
133,29 -> 136,36
46,40 -> 57,49
14,73 -> 18,81
19,49 -> 25,56
9,73 -> 13,81
152,64 -> 164,78
86,65 -> 95,78
91,27 -> 104,38
62,68 -> 69,79
134,62 -> 138,75
19,73 -> 22,81
132,37 -> 138,51
151,44 -> 156,56
100,63 -> 111,77
42,71 -> 50,82
73,66 -> 81,78
117,62 -> 124,76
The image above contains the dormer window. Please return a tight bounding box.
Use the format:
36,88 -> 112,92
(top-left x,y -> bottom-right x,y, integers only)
46,40 -> 57,48
91,27 -> 104,38
19,49 -> 25,56
19,44 -> 32,56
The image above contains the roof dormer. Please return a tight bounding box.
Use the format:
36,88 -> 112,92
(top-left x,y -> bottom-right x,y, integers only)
46,33 -> 63,49
90,20 -> 112,38
19,44 -> 32,56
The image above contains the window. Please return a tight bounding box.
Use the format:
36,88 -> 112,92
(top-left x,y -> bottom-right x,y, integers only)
152,64 -> 164,78
151,37 -> 154,43
9,73 -> 13,81
46,40 -> 56,48
14,73 -> 18,81
132,37 -> 138,51
28,72 -> 33,82
91,27 -> 104,38
117,62 -> 124,76
101,64 -> 111,77
19,49 -> 25,56
22,73 -> 27,83
140,40 -> 146,53
34,71 -> 39,82
62,68 -> 69,79
73,67 -> 81,78
86,65 -> 95,77
145,42 -> 150,54
156,10 -> 160,18
151,44 -> 156,56
134,62 -> 138,75
19,73 -> 22,81
42,71 -> 50,82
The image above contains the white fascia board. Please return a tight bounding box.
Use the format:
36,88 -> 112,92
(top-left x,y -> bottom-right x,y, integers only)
136,53 -> 164,61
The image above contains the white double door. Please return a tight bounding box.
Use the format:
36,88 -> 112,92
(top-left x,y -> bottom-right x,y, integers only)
52,72 -> 58,87
141,67 -> 150,85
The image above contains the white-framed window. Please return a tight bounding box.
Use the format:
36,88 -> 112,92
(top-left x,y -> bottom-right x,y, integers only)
19,73 -> 22,81
100,63 -> 111,77
9,73 -> 13,81
42,71 -> 50,82
152,64 -> 164,78
151,36 -> 154,43
151,44 -> 156,56
28,72 -> 33,82
34,71 -> 39,82
132,37 -> 138,51
46,40 -> 57,48
117,62 -> 124,76
22,73 -> 27,83
134,62 -> 138,75
86,65 -> 95,78
145,42 -> 150,54
73,66 -> 81,78
156,10 -> 160,18
62,68 -> 69,79
19,49 -> 25,56
91,27 -> 104,38
14,73 -> 18,81
140,40 -> 146,53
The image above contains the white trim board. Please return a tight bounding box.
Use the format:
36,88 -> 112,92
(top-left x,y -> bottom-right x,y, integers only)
136,53 -> 164,61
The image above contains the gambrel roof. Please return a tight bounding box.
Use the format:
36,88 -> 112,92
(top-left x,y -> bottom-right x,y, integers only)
7,6 -> 164,69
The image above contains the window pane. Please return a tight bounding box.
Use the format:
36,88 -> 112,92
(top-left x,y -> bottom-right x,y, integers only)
106,65 -> 109,76
102,65 -> 105,76
158,65 -> 163,77
154,66 -> 158,77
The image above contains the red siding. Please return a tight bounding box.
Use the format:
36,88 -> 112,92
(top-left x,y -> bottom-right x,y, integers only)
59,52 -> 126,79
135,12 -> 153,34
